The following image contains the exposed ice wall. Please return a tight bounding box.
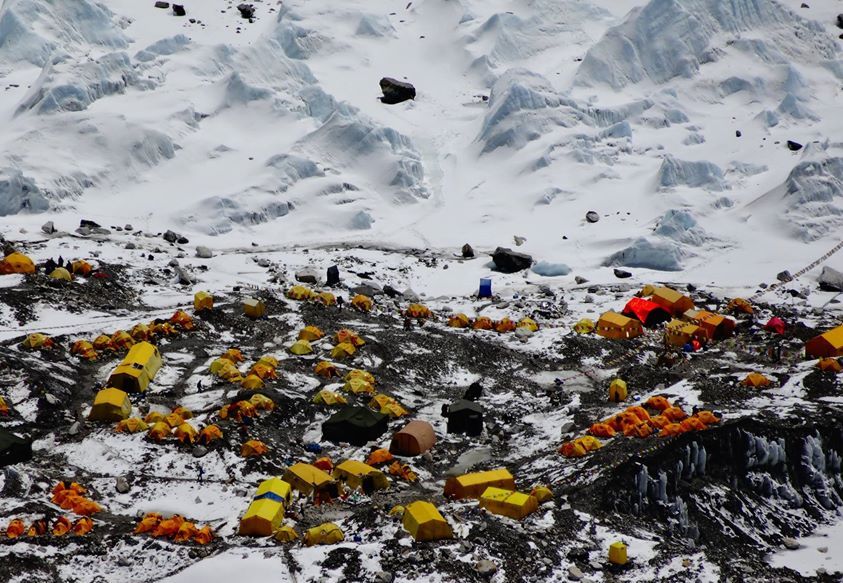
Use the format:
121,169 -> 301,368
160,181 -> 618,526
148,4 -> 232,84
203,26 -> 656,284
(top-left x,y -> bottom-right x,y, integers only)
781,156 -> 843,241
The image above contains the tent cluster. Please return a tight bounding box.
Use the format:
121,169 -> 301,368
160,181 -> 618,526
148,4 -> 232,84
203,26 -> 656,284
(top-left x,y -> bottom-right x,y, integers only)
134,513 -> 213,544
442,468 -> 550,521
21,333 -> 55,351
142,407 -> 210,445
219,394 -> 275,424
70,310 -> 194,362
4,515 -> 93,538
51,482 -> 102,516
285,285 -> 338,308
563,397 -> 722,456
209,349 -> 281,389
448,313 -> 539,334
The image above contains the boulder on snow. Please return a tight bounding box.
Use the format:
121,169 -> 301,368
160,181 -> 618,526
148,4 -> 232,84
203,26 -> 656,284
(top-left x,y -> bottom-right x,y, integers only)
461,243 -> 475,258
195,246 -> 213,259
614,268 -> 633,279
782,537 -> 800,550
491,247 -> 532,273
172,4 -> 186,16
575,276 -> 588,285
379,78 -> 416,105
163,230 -> 178,243
532,261 -> 571,277
818,266 -> 843,291
585,211 -> 600,223
295,269 -> 319,285
513,235 -> 527,246
787,140 -> 803,151
41,221 -> 56,235
474,560 -> 497,577
80,219 -> 101,229
154,1 -> 169,7
382,285 -> 400,298
115,476 -> 130,494
837,14 -> 843,28
237,3 -> 255,18
776,270 -> 793,283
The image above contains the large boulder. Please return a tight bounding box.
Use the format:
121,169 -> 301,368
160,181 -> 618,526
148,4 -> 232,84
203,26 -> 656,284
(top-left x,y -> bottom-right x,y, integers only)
491,247 -> 532,273
379,78 -> 416,104
819,265 -> 843,291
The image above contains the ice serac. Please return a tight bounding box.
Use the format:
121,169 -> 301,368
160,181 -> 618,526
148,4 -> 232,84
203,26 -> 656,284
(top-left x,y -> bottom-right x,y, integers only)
575,0 -> 837,89
0,169 -> 49,215
604,237 -> 685,271
0,0 -> 129,66
658,155 -> 726,191
780,156 -> 843,241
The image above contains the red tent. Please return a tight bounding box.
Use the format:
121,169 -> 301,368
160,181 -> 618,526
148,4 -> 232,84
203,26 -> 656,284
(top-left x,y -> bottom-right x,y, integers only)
764,317 -> 786,335
622,297 -> 671,328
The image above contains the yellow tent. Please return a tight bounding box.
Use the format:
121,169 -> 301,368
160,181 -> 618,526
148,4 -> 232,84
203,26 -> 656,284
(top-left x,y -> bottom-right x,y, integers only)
241,374 -> 265,390
335,329 -> 365,347
241,440 -> 269,457
313,389 -> 347,406
479,487 -> 539,520
147,421 -> 171,442
640,284 -> 656,297
249,362 -> 277,380
517,317 -> 539,332
444,469 -> 515,500
239,498 -> 285,537
249,394 -> 275,412
727,297 -> 754,315
316,291 -> 336,306
108,342 -> 162,393
530,485 -> 553,504
0,252 -> 35,274
333,460 -> 389,491
289,339 -> 313,355
22,333 -> 53,350
131,323 -> 152,341
370,394 -> 407,417
115,417 -> 149,433
49,267 -> 72,282
595,312 -> 643,340
194,291 -> 213,312
111,330 -> 134,351
144,411 -> 166,424
573,319 -> 594,334
331,342 -> 356,360
406,304 -> 432,319
286,285 -> 313,301
351,294 -> 373,312
818,358 -> 843,373
88,388 -> 132,422
165,413 -> 184,428
314,361 -> 339,378
298,326 -> 324,341
282,463 -> 336,496
343,378 -> 375,395
806,325 -> 843,359
257,355 -> 279,369
402,501 -> 452,542
741,372 -> 771,388
448,313 -> 471,328
609,379 -> 627,402
71,260 -> 93,276
243,298 -> 265,318
273,525 -> 298,542
174,422 -> 198,444
254,477 -> 292,507
93,335 -> 113,351
304,522 -> 344,546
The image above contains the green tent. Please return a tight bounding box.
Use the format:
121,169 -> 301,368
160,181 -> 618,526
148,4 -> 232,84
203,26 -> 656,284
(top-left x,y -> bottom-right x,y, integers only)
322,406 -> 387,446
0,429 -> 32,467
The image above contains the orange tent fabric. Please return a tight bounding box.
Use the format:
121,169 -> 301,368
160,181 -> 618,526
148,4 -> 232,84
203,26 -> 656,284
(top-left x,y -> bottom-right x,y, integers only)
680,417 -> 708,432
366,448 -> 394,466
335,329 -> 365,347
314,361 -> 340,378
135,513 -> 163,534
250,363 -> 277,380
173,521 -> 198,543
448,314 -> 471,328
313,457 -> 334,472
659,423 -> 686,438
351,295 -> 373,312
222,348 -> 245,363
26,520 -> 47,537
662,407 -> 688,422
6,519 -> 25,538
494,318 -> 517,333
241,440 -> 268,457
694,410 -> 720,425
625,423 -> 653,438
52,516 -> 72,537
588,423 -> 616,438
624,406 -> 651,422
71,498 -> 102,516
72,517 -> 94,536
165,413 -> 185,428
472,316 -> 493,330
406,304 -> 432,319
152,515 -> 184,538
199,424 -> 223,444
648,415 -> 671,429
194,525 -> 214,545
170,310 -> 195,331
645,396 -> 671,411
172,406 -> 193,419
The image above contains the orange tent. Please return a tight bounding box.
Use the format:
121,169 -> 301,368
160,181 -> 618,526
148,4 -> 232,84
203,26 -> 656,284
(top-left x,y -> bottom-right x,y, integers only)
6,519 -> 25,538
659,423 -> 686,438
174,423 -> 198,444
680,417 -> 707,432
335,329 -> 365,347
299,325 -> 325,341
694,411 -> 720,425
173,521 -> 198,543
624,423 -> 653,438
494,318 -> 517,333
93,334 -> 113,351
148,422 -> 171,442
366,448 -> 394,467
314,361 -> 340,378
194,525 -> 214,545
71,498 -> 102,516
241,440 -> 268,457
165,413 -> 185,428
170,310 -> 195,331
472,316 -> 493,330
0,396 -> 8,416
351,294 -> 373,312
134,513 -> 163,534
406,304 -> 433,319
222,348 -> 245,363
645,396 -> 671,411
72,517 -> 94,536
172,406 -> 192,419
152,515 -> 185,538
249,363 -> 277,380
624,406 -> 650,422
26,520 -> 47,537
52,516 -> 72,537
249,394 -> 275,411
131,323 -> 152,341
447,314 -> 471,328
588,423 -> 616,438
313,457 -> 334,472
662,407 -> 688,422
111,330 -> 134,351
199,424 -> 223,445
818,358 -> 843,373
648,415 -> 671,429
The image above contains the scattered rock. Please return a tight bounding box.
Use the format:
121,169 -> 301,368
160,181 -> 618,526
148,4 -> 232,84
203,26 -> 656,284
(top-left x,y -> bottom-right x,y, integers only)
125,224 -> 133,231
585,211 -> 600,223
383,285 -> 400,298
374,572 -> 394,583
736,130 -> 742,137
513,235 -> 527,246
168,258 -> 180,267
491,247 -> 533,273
567,564 -> 584,580
402,288 -> 420,302
515,327 -> 534,339
177,236 -> 189,245
256,258 -> 271,268
193,445 -> 208,458
41,221 -> 56,235
613,268 -> 632,279
786,140 -> 803,151
80,219 -> 101,228
172,4 -> 186,16
584,295 -> 594,303
118,556 -> 131,567
838,14 -> 843,28
115,476 -> 130,494
575,276 -> 588,285
163,230 -> 178,243
295,269 -> 319,285
236,3 -> 254,18
474,559 -> 497,577
686,283 -> 697,292
68,422 -> 81,436
776,270 -> 793,283
818,546 -> 828,553
379,77 -> 416,104
175,266 -> 196,285
783,537 -> 800,550
462,243 -> 475,258
196,246 -> 213,259
125,242 -> 137,250
819,265 -> 843,292
154,1 -> 169,7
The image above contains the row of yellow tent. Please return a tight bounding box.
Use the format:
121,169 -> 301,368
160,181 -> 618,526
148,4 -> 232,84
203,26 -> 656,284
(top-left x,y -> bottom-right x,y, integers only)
447,314 -> 539,334
0,251 -> 93,278
442,468 -> 552,521
4,516 -> 93,538
134,513 -> 213,544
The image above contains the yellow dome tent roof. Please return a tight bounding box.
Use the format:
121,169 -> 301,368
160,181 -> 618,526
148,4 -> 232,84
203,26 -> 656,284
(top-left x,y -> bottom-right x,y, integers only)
331,342 -> 356,359
1,252 -> 35,274
49,267 -> 72,282
304,522 -> 344,546
289,339 -> 314,355
313,389 -> 347,406
298,326 -> 324,342
333,460 -> 390,491
194,291 -> 214,312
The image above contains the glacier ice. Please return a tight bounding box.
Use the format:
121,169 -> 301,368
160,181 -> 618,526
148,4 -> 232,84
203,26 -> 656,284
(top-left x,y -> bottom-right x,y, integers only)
658,155 -> 726,191
0,168 -> 49,216
604,237 -> 685,271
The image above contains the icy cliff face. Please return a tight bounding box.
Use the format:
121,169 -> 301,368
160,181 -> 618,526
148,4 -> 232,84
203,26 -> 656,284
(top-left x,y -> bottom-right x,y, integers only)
781,156 -> 843,242
576,0 -> 837,89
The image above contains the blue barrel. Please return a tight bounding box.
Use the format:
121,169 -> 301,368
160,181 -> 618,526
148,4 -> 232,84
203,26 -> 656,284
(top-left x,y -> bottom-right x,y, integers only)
479,278 -> 492,298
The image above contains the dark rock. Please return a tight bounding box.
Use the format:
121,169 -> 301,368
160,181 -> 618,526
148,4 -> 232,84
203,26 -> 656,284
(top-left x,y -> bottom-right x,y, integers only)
175,266 -> 195,285
327,265 -> 340,286
172,4 -> 186,16
776,270 -> 793,283
125,242 -> 137,250
461,243 -> 475,258
818,265 -> 843,292
491,247 -> 533,273
686,283 -> 697,292
295,269 -> 319,284
463,381 -> 483,401
237,3 -> 254,18
735,130 -> 742,137
786,140 -> 803,151
177,236 -> 189,244
837,14 -> 843,28
80,219 -> 101,228
41,221 -> 56,235
800,2 -> 808,7
154,1 -> 169,7
192,445 -> 208,458
383,285 -> 401,298
163,230 -> 178,243
75,227 -> 91,236
613,268 -> 632,279
195,246 -> 213,259
585,211 -> 600,223
379,77 -> 416,104
782,537 -> 800,550
575,276 -> 588,285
